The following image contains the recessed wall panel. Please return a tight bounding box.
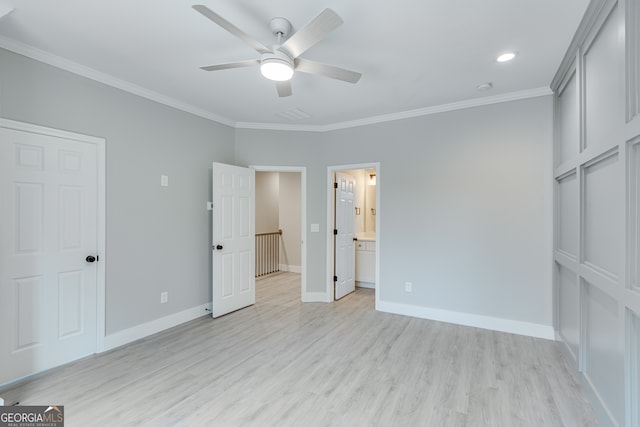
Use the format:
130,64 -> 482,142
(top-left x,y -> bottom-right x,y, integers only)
58,150 -> 82,173
221,195 -> 233,240
238,196 -> 250,238
583,151 -> 622,277
222,253 -> 233,297
557,72 -> 579,164
239,250 -> 250,292
15,144 -> 43,170
59,270 -> 83,338
627,0 -> 640,121
59,186 -> 82,250
558,264 -> 579,359
15,182 -> 44,253
629,310 -> 640,427
585,281 -> 624,424
557,172 -> 578,257
235,173 -> 250,192
14,276 -> 43,350
584,5 -> 621,150
631,139 -> 640,292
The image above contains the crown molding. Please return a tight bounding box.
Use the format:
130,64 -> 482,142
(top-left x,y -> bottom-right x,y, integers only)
1,36 -> 552,133
0,36 -> 236,127
236,87 -> 553,132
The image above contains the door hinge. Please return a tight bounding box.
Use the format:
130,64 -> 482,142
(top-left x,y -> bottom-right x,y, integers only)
333,229 -> 338,235
333,182 -> 338,189
333,276 -> 338,282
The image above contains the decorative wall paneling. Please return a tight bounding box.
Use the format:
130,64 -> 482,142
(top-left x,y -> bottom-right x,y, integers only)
552,0 -> 637,425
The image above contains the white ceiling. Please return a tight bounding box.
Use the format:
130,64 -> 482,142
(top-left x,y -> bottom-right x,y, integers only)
0,0 -> 589,130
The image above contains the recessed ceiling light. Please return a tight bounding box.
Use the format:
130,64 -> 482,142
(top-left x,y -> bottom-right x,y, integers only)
477,82 -> 493,91
497,52 -> 517,63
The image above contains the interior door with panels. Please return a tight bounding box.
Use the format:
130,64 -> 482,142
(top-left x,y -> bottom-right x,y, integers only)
211,162 -> 255,317
334,172 -> 356,300
0,124 -> 99,384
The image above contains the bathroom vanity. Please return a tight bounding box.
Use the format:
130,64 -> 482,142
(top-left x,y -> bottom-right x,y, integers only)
355,238 -> 375,288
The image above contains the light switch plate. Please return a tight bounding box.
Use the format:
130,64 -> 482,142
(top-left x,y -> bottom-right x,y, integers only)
160,175 -> 169,187
311,224 -> 320,233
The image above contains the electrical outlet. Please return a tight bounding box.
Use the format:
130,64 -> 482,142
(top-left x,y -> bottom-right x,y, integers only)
160,291 -> 168,304
405,282 -> 413,293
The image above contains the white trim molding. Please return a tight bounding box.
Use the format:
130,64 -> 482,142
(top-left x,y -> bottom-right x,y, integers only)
377,300 -> 556,340
102,303 -> 211,351
0,35 -> 551,133
0,36 -> 235,127
237,87 -> 552,132
0,118 -> 108,355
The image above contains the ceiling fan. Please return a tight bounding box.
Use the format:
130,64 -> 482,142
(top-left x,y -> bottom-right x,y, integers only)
192,5 -> 362,97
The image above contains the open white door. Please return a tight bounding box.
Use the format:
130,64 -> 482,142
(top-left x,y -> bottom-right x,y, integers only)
334,172 -> 356,300
211,162 -> 255,318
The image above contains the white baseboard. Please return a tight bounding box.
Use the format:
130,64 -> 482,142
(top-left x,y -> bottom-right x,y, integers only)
101,302 -> 212,352
377,300 -> 555,340
302,292 -> 330,302
279,264 -> 301,273
356,281 -> 375,289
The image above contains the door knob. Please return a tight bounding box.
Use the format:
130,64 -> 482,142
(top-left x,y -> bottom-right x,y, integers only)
216,245 -> 223,250
85,255 -> 96,263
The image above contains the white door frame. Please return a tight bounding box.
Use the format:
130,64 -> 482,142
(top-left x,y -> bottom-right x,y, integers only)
326,163 -> 380,306
0,118 -> 107,353
250,165 -> 307,301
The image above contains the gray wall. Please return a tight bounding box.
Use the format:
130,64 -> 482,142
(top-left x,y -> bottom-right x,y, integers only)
1,45 -> 554,340
552,0 -> 635,424
236,96 -> 554,326
0,48 -> 235,335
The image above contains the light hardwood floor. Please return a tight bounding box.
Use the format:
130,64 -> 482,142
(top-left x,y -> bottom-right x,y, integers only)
1,272 -> 599,426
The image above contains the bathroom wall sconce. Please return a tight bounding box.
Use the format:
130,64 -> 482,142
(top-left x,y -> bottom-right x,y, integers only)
368,173 -> 376,186
355,207 -> 361,215
371,208 -> 376,215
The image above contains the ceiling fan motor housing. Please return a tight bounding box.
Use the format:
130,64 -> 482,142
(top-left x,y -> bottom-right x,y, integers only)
260,50 -> 294,81
270,17 -> 292,38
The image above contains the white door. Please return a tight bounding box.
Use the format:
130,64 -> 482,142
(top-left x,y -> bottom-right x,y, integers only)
334,172 -> 356,300
211,163 -> 255,317
0,126 -> 98,384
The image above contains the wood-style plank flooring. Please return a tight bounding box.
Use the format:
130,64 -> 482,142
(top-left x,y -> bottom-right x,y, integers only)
1,273 -> 599,426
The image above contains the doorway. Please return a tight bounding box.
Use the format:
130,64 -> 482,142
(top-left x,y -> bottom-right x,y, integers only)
326,163 -> 380,305
0,119 -> 106,384
252,166 -> 306,301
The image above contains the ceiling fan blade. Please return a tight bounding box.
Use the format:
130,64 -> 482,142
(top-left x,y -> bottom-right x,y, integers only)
276,81 -> 292,97
193,5 -> 270,54
279,9 -> 343,58
295,58 -> 362,84
200,59 -> 260,71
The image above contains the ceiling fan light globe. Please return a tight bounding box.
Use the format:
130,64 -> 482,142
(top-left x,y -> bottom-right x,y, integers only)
260,59 -> 294,81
